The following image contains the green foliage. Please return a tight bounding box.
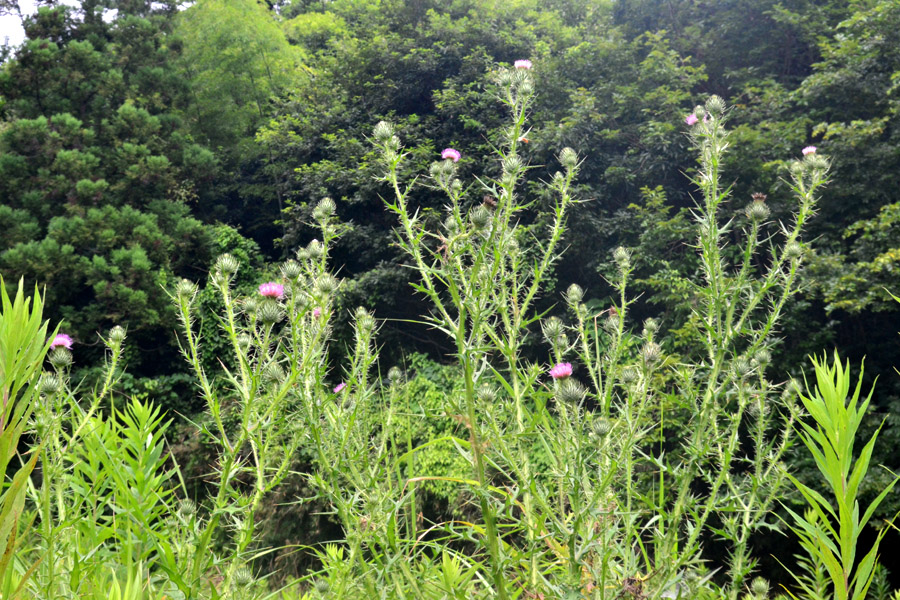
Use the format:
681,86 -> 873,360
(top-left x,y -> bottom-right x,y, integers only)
783,353 -> 899,600
0,278 -> 51,599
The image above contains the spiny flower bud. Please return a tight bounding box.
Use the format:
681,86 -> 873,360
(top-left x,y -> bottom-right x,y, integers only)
620,366 -> 640,385
566,283 -> 584,306
307,239 -> 324,260
732,357 -> 753,378
313,197 -> 337,222
237,333 -> 252,352
470,205 -> 492,231
233,567 -> 254,587
693,105 -> 706,119
373,121 -> 394,144
108,325 -> 126,345
642,318 -> 659,337
476,384 -> 498,403
39,372 -> 61,396
518,79 -> 534,97
705,94 -> 726,115
388,366 -> 403,385
542,317 -> 566,344
603,314 -> 619,333
502,154 -> 524,174
175,278 -> 198,301
745,201 -> 770,222
49,348 -> 73,369
641,342 -> 661,364
177,498 -> 197,519
214,254 -> 239,277
750,577 -> 769,598
593,417 -> 611,437
755,349 -> 771,365
558,147 -> 578,171
355,308 -> 376,332
429,159 -> 454,180
556,378 -> 586,404
281,260 -> 303,280
257,301 -> 284,324
315,274 -> 340,297
314,580 -> 330,595
744,202 -> 771,223
263,363 -> 285,384
783,241 -> 804,261
613,246 -> 631,268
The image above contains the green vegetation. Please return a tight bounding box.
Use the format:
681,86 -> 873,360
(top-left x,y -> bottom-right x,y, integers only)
2,0 -> 900,597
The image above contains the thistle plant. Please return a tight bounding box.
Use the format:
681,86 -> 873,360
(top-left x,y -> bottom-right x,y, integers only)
366,69 -> 830,599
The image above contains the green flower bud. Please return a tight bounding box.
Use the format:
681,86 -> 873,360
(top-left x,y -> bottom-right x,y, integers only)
388,367 -> 403,385
593,417 -> 611,437
470,205 -> 492,230
542,317 -> 565,344
315,274 -> 340,297
263,363 -> 285,384
237,333 -> 252,352
705,94 -> 726,115
307,239 -> 324,260
49,348 -> 73,369
39,372 -> 61,396
566,283 -> 584,306
502,154 -> 524,174
175,278 -> 198,301
745,201 -> 770,222
177,498 -> 197,519
233,567 -> 254,587
613,246 -> 631,268
783,241 -> 804,261
476,384 -> 498,403
641,342 -> 661,364
355,307 -> 376,332
556,378 -> 586,404
373,121 -> 394,143
642,318 -> 659,337
257,301 -> 284,324
732,357 -> 753,378
108,325 -> 126,345
313,197 -> 336,222
750,577 -> 769,598
558,147 -> 578,171
755,349 -> 771,365
281,260 -> 303,280
314,580 -> 330,595
620,366 -> 640,385
215,254 -> 239,277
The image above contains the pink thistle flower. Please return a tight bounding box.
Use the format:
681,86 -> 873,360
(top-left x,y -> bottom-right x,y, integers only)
334,382 -> 346,393
802,145 -> 817,156
258,282 -> 284,299
441,148 -> 461,162
313,307 -> 321,318
685,114 -> 699,126
549,362 -> 573,380
50,333 -> 73,350
514,59 -> 533,70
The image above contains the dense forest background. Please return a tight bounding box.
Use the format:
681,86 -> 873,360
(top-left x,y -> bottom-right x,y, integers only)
2,0 -> 900,582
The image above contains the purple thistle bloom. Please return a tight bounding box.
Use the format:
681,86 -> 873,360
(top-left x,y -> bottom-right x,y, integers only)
549,362 -> 573,380
313,307 -> 321,318
334,382 -> 346,393
50,333 -> 73,350
802,145 -> 817,156
514,59 -> 533,70
685,114 -> 699,126
441,148 -> 461,162
259,282 -> 284,299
